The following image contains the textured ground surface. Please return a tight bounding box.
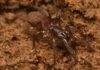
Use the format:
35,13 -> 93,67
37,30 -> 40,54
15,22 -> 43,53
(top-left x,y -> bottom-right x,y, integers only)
0,0 -> 100,70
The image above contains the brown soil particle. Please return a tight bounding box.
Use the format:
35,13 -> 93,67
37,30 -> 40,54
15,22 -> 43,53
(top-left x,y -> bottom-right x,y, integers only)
0,0 -> 100,70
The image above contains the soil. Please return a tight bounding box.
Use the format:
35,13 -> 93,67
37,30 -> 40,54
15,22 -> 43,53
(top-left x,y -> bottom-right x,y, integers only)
0,0 -> 100,70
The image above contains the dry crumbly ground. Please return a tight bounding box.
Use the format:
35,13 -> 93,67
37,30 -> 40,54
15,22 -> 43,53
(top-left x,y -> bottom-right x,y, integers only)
0,0 -> 100,70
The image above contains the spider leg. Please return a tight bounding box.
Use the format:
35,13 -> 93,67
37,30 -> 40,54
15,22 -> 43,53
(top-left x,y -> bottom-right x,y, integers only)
62,38 -> 78,70
62,38 -> 77,60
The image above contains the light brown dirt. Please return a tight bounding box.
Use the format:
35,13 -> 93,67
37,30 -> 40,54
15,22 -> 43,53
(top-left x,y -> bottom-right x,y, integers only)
0,0 -> 100,70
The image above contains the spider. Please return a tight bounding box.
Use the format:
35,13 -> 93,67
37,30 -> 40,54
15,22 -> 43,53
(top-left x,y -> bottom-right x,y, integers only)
26,9 -> 95,69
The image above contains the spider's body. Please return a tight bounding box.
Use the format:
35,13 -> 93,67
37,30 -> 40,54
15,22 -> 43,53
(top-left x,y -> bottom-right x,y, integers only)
27,10 -> 94,69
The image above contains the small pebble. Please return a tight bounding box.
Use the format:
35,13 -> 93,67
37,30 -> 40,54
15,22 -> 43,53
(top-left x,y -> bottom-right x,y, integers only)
63,57 -> 68,62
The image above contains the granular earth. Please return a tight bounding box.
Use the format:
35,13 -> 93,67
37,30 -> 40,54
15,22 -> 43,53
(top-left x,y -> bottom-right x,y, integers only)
0,0 -> 100,70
